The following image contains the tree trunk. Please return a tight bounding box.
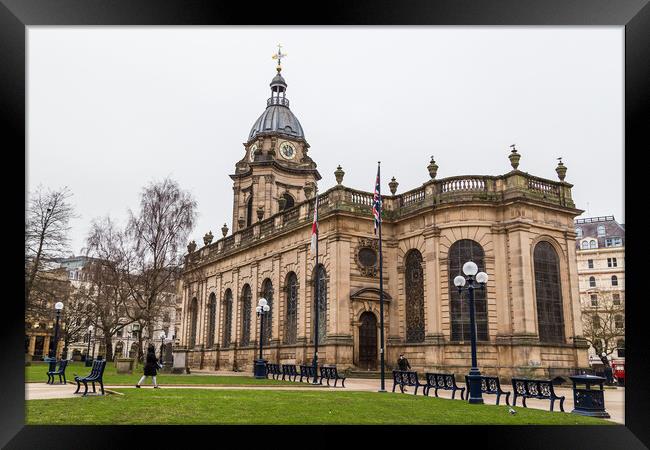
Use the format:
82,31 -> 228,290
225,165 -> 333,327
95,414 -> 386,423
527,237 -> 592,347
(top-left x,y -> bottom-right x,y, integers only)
104,334 -> 114,362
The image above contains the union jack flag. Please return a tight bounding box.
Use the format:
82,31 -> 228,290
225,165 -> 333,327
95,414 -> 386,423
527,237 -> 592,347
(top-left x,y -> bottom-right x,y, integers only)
372,163 -> 381,234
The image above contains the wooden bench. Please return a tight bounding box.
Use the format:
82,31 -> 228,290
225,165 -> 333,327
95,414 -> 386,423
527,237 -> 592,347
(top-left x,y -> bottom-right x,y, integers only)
465,375 -> 510,405
299,364 -> 318,383
392,370 -> 426,395
511,378 -> 565,412
265,363 -> 282,380
74,359 -> 107,396
319,366 -> 346,387
281,364 -> 298,382
424,373 -> 465,399
46,359 -> 69,385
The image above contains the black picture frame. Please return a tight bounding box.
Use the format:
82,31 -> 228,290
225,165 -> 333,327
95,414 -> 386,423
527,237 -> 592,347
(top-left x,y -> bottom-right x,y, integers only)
2,0 -> 648,448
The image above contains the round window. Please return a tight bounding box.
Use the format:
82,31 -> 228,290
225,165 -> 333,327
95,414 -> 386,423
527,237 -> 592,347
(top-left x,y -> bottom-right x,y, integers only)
358,247 -> 378,267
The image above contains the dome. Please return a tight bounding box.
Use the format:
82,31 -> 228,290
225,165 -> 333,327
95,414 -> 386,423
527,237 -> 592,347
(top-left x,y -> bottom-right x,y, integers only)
248,104 -> 305,141
248,70 -> 305,141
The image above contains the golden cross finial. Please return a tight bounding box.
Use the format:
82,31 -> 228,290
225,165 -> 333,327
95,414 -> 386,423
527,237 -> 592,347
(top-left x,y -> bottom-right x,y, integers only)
272,43 -> 287,72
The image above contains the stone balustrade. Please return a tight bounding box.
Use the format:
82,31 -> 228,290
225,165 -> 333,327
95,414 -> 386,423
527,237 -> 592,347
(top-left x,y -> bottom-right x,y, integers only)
186,171 -> 575,266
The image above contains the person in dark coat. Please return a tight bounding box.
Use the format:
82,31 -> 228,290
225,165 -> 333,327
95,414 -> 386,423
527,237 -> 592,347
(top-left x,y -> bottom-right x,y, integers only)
136,344 -> 160,388
397,354 -> 412,392
397,354 -> 411,371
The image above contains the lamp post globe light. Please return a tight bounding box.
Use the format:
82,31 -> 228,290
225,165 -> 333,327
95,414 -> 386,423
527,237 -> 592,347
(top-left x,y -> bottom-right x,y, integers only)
254,298 -> 270,378
85,325 -> 94,367
48,301 -> 64,359
454,261 -> 489,404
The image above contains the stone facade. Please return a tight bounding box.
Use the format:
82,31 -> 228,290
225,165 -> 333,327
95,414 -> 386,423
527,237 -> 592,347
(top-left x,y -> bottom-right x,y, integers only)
174,61 -> 589,380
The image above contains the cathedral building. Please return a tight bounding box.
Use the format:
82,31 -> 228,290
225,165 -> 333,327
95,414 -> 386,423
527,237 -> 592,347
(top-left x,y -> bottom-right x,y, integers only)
174,54 -> 589,379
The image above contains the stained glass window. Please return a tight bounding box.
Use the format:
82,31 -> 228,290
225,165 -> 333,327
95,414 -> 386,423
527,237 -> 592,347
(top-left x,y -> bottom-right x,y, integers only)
262,279 -> 274,345
313,265 -> 327,343
207,293 -> 216,347
533,241 -> 565,343
405,249 -> 425,342
222,289 -> 232,348
449,240 -> 489,342
241,284 -> 252,346
284,272 -> 298,344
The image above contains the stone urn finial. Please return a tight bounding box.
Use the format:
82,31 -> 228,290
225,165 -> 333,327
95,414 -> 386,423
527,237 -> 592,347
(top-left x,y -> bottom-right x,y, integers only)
508,144 -> 521,170
555,157 -> 567,181
237,216 -> 245,228
221,223 -> 229,237
389,176 -> 399,195
304,182 -> 313,199
203,231 -> 214,246
187,240 -> 197,253
278,195 -> 287,210
427,156 -> 438,179
334,165 -> 345,185
257,205 -> 265,221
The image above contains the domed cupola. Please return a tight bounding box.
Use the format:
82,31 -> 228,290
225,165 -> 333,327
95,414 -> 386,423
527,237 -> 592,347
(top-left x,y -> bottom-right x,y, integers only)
248,48 -> 305,142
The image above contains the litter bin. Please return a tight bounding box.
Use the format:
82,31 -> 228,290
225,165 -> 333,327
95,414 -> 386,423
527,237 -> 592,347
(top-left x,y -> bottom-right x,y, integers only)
569,375 -> 610,418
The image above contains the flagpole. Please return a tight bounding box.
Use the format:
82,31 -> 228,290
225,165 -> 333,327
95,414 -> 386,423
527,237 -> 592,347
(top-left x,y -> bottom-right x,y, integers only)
312,186 -> 320,384
378,161 -> 386,393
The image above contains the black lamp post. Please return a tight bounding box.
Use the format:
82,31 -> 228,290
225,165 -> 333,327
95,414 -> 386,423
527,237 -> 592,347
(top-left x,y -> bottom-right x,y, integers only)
253,298 -> 270,378
85,325 -> 94,367
159,331 -> 166,365
454,261 -> 489,404
49,301 -> 64,359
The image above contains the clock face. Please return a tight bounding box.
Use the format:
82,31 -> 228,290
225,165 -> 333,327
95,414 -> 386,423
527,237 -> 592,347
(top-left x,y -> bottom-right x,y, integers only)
280,142 -> 296,160
249,144 -> 257,162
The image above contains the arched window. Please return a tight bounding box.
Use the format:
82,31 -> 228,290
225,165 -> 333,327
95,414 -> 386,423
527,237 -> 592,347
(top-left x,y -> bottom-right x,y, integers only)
589,240 -> 597,249
313,264 -> 327,343
284,272 -> 298,344
189,297 -> 198,347
581,241 -> 589,250
614,314 -> 624,330
240,284 -> 252,346
261,279 -> 274,345
589,276 -> 596,288
597,225 -> 606,236
281,193 -> 295,210
246,196 -> 253,227
222,289 -> 233,348
533,241 -> 565,343
449,240 -> 489,341
207,293 -> 217,347
611,275 -> 618,286
575,227 -> 583,238
404,249 -> 425,343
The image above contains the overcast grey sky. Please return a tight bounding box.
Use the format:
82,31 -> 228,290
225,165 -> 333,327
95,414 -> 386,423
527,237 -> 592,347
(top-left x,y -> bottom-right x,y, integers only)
28,27 -> 624,255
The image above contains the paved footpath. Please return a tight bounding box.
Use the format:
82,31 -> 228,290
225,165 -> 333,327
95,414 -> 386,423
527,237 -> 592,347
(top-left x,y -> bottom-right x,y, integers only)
26,376 -> 624,424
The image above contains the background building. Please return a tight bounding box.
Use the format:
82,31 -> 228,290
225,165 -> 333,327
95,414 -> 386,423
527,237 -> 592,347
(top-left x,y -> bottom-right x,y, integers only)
174,59 -> 590,379
574,216 -> 625,367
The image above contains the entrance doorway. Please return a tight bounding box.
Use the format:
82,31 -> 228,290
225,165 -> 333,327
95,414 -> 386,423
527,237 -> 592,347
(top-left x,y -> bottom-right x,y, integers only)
358,312 -> 378,370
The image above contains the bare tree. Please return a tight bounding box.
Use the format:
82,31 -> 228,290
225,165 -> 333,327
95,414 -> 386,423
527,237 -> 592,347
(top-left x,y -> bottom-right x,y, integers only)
582,292 -> 625,359
82,217 -> 135,362
59,286 -> 93,358
124,178 -> 196,357
25,185 -> 76,315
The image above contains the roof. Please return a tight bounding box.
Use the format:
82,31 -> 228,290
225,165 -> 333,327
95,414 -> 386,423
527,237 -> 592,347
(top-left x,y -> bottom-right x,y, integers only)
574,216 -> 625,249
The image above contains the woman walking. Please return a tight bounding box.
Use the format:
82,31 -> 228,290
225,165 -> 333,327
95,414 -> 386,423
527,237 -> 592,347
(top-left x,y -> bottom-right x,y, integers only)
136,344 -> 161,388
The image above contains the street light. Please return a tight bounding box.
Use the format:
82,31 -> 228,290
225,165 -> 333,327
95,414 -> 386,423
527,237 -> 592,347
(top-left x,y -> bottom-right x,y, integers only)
85,325 -> 94,367
253,298 -> 271,379
49,302 -> 64,359
454,261 -> 489,404
160,331 -> 166,366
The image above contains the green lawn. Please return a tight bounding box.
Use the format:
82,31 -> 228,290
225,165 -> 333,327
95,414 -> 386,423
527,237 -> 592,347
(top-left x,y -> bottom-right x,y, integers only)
26,389 -> 614,425
26,361 -> 306,386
